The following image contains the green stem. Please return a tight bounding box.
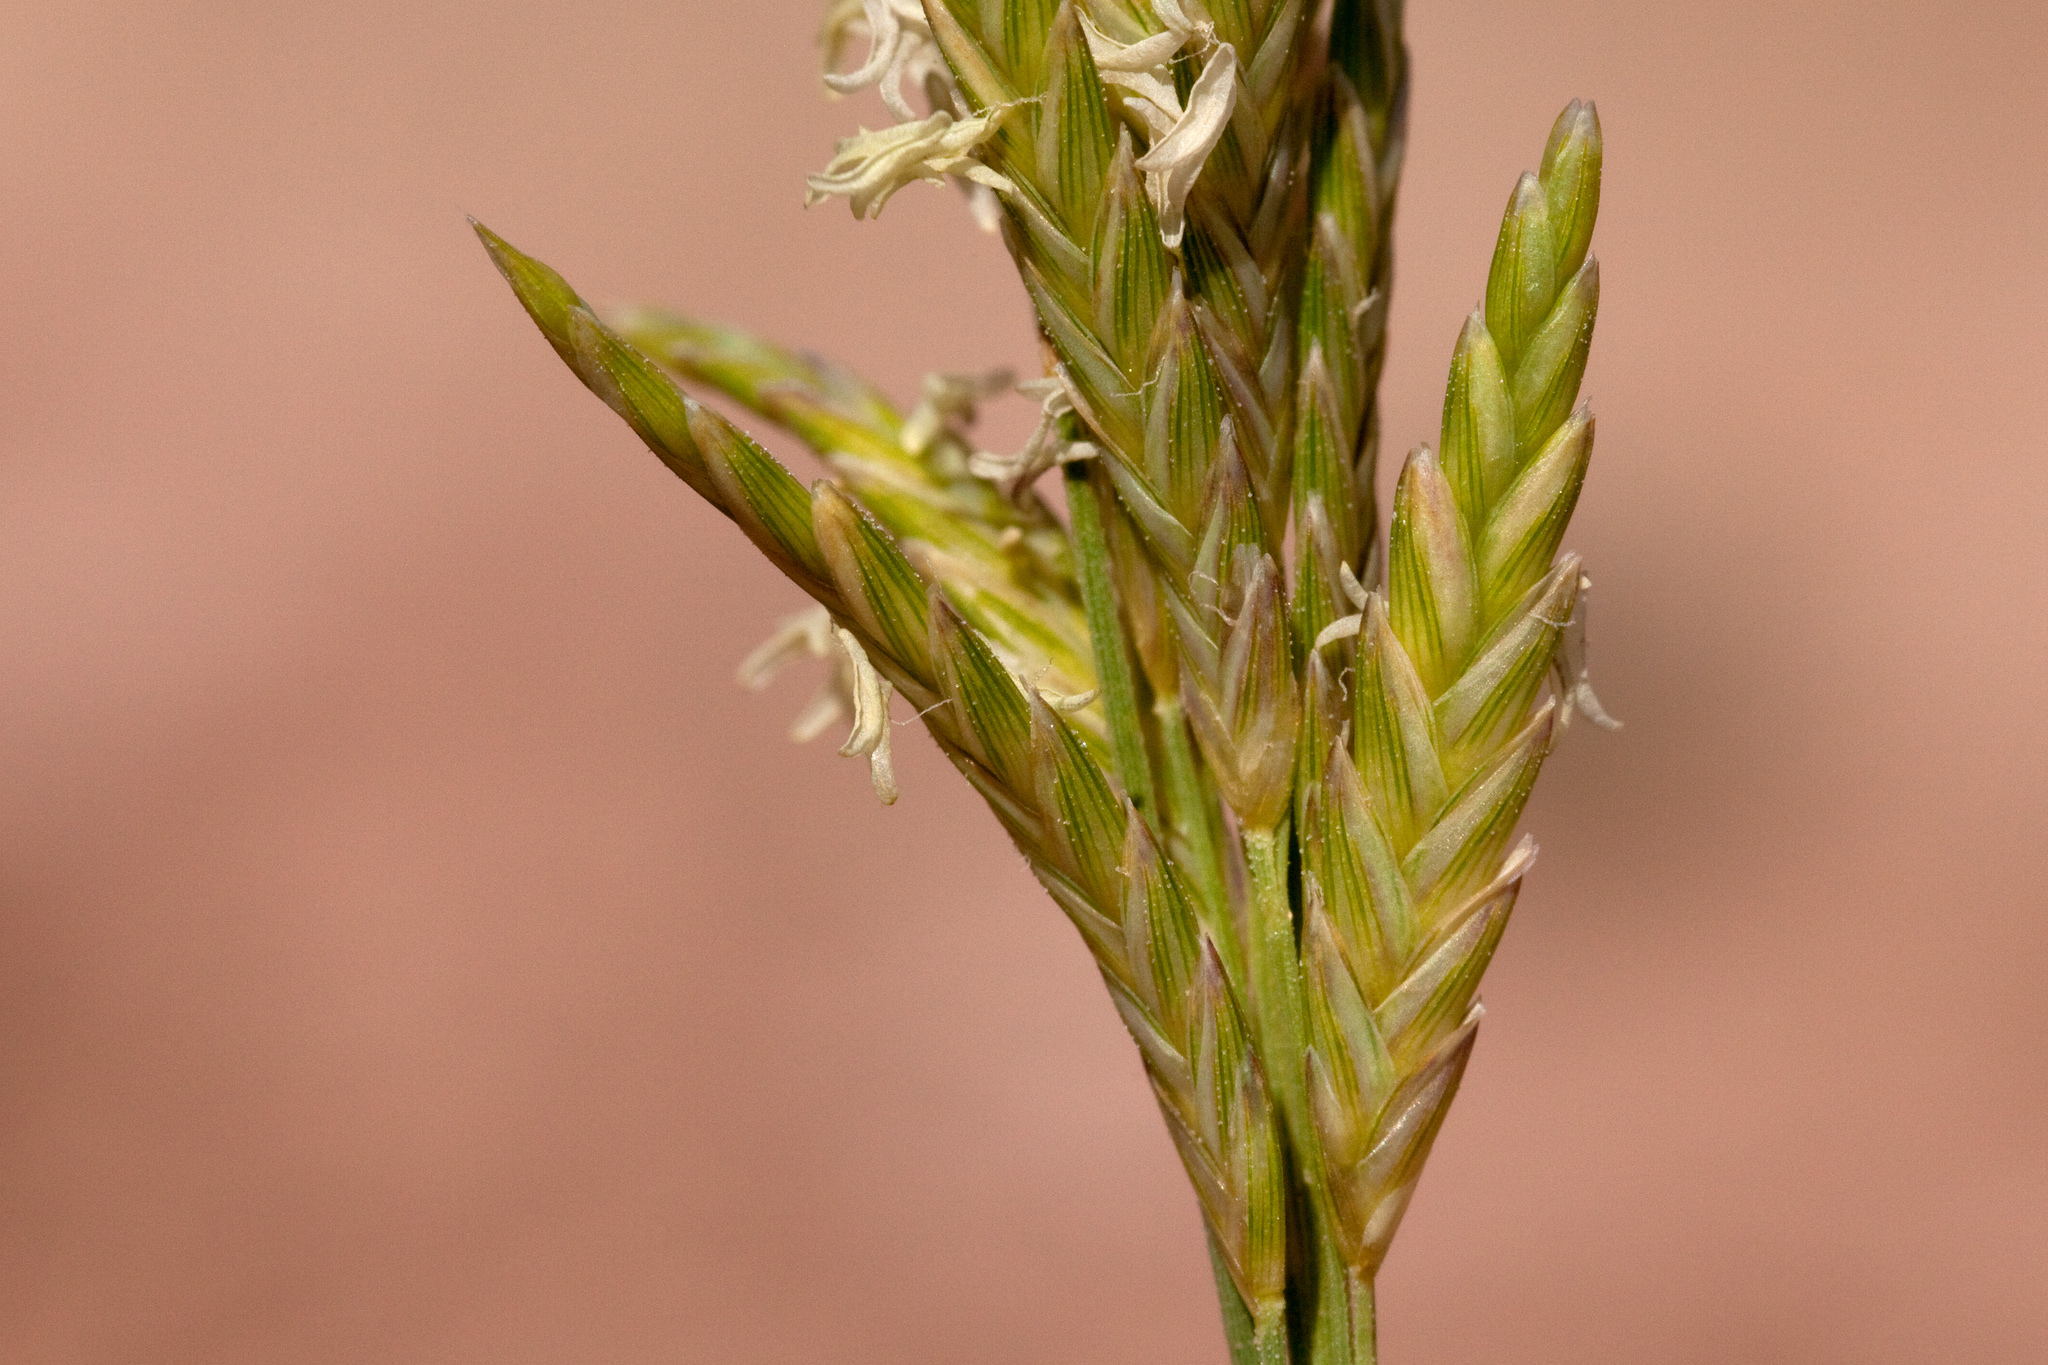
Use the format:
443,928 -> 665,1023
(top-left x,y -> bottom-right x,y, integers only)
1064,460 -> 1155,820
1348,1270 -> 1377,1365
1251,1304 -> 1293,1365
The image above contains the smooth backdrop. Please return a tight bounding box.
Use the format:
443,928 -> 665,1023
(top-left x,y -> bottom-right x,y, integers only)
3,2 -> 2044,1361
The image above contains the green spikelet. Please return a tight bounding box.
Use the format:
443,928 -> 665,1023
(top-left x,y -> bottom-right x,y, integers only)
1305,105 -> 1610,1324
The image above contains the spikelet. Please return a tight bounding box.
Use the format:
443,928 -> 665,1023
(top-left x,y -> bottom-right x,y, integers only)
1302,100 -> 1607,1293
602,307 -> 1097,708
476,5 -> 1617,1357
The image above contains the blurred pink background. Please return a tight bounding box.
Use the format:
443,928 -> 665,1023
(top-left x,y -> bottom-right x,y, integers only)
3,2 -> 2044,1361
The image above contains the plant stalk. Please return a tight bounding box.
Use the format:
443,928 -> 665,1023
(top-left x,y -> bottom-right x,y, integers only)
1348,1269 -> 1378,1365
1252,1306 -> 1293,1365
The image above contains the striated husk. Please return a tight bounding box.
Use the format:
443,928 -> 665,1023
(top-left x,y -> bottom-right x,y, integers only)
477,5 -> 1616,1361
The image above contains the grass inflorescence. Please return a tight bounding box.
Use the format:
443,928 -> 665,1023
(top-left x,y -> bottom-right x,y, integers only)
477,4 -> 1617,1360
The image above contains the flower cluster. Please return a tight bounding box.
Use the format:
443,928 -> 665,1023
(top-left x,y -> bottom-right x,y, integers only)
478,6 -> 1618,1361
